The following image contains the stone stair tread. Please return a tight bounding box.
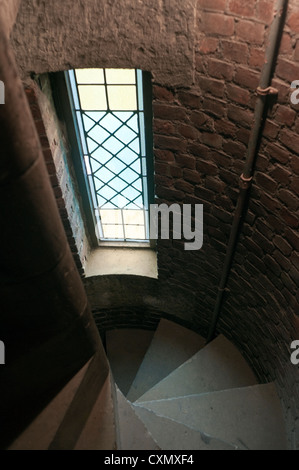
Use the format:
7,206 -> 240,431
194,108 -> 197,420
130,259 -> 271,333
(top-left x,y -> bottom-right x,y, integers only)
136,334 -> 258,403
74,371 -> 117,450
106,328 -> 155,396
116,387 -> 160,450
133,405 -> 238,450
136,383 -> 288,450
127,319 -> 205,401
7,358 -> 92,450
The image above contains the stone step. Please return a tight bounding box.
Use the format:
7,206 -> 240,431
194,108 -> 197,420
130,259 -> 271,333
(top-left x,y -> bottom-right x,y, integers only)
74,370 -> 116,450
106,328 -> 154,395
136,334 -> 258,403
127,319 -> 205,402
115,387 -> 160,450
8,358 -> 92,450
136,383 -> 288,450
133,405 -> 238,450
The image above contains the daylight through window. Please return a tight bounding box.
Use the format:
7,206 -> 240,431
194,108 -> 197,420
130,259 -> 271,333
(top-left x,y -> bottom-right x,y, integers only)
66,68 -> 152,244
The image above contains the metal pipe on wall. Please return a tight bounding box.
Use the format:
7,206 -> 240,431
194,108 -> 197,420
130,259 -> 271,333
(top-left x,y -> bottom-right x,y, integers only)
207,0 -> 289,343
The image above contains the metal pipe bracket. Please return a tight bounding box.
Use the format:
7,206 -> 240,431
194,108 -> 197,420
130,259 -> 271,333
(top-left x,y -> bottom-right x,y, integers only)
256,86 -> 279,96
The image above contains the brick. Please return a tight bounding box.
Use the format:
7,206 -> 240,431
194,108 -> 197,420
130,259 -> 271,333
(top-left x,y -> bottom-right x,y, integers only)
178,124 -> 199,140
273,235 -> 293,256
290,177 -> 299,196
285,228 -> 299,251
227,83 -> 250,105
198,0 -> 226,9
178,91 -> 201,109
249,48 -> 265,70
265,143 -> 289,164
183,168 -> 202,184
175,154 -> 196,169
256,1 -> 275,23
153,85 -> 175,102
201,132 -> 223,149
279,207 -> 299,228
255,172 -> 278,194
223,140 -> 246,158
153,119 -> 176,135
153,103 -> 187,121
190,110 -> 208,129
174,179 -> 194,194
221,40 -> 249,64
287,11 -> 299,33
279,129 -> 299,154
206,176 -> 226,193
214,119 -> 237,138
290,155 -> 299,175
154,135 -> 187,152
202,12 -> 235,36
234,66 -> 260,90
275,105 -> 296,127
194,186 -> 215,202
156,186 -> 184,202
263,120 -> 279,139
228,104 -> 253,127
276,59 -> 299,83
199,37 -> 219,54
211,150 -> 232,167
207,58 -> 235,80
269,165 -> 291,186
235,19 -> 265,45
198,76 -> 225,98
228,0 -> 255,18
278,189 -> 299,211
154,149 -> 175,162
196,160 -> 218,175
203,97 -> 226,117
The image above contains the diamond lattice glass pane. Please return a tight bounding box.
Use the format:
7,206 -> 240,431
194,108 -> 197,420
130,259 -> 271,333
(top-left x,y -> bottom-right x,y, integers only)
89,157 -> 101,174
97,184 -> 117,201
91,147 -> 113,165
103,136 -> 124,154
102,224 -> 124,239
108,177 -> 128,192
87,137 -> 99,153
133,179 -> 142,191
88,125 -> 110,144
105,69 -> 136,84
100,113 -> 122,133
99,208 -> 123,224
117,148 -> 137,165
82,114 -> 96,132
119,167 -> 139,184
114,125 -> 137,145
110,194 -> 129,208
107,86 -> 137,111
113,112 -> 134,123
76,69 -> 105,84
126,114 -> 139,132
78,85 -> 107,110
97,166 -> 115,183
129,137 -> 140,154
131,159 -> 141,174
122,186 -> 140,200
124,225 -> 145,240
108,159 -> 127,175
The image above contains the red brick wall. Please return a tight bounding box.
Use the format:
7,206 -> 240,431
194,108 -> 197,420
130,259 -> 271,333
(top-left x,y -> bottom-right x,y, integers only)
152,0 -> 299,445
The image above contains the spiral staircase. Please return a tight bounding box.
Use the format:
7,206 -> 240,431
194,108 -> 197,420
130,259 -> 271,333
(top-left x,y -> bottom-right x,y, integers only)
8,318 -> 288,450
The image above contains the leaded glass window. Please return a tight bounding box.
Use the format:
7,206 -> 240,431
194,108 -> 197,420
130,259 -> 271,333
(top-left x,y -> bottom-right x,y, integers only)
65,68 -> 152,244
